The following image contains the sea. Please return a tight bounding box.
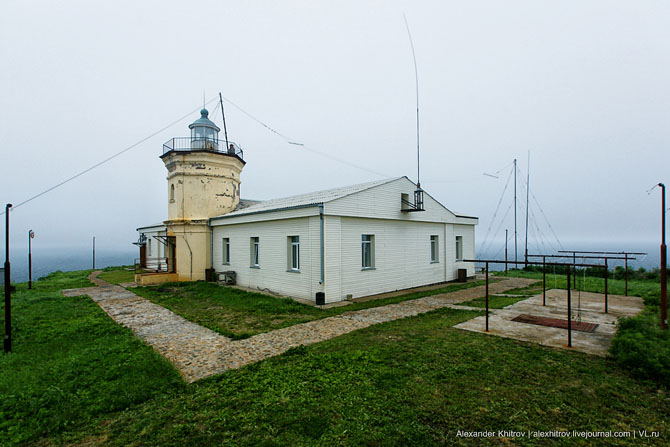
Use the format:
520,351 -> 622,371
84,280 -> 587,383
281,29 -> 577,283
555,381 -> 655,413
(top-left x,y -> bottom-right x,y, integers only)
1,240 -> 664,284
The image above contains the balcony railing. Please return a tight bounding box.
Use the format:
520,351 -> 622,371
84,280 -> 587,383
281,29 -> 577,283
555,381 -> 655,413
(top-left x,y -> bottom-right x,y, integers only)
163,137 -> 244,160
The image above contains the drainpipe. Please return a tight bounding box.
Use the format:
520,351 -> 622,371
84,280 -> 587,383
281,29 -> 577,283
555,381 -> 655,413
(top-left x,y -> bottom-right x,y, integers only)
319,203 -> 324,285
209,220 -> 214,270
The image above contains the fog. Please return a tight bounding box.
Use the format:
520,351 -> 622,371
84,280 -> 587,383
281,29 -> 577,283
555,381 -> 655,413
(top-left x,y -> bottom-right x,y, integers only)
1,1 -> 668,269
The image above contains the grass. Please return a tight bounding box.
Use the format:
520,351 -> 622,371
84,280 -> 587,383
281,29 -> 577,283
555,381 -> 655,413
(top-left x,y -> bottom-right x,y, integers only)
0,270 -> 183,446
460,281 -> 544,309
97,266 -> 135,285
2,268 -> 669,445
38,307 -> 670,446
499,269 -> 670,388
131,279 -> 491,339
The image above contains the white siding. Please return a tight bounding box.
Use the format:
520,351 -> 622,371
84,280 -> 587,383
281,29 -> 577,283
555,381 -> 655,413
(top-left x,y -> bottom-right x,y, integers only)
454,224 -> 476,277
212,217 -> 323,300
335,217 -> 448,300
325,177 -> 458,223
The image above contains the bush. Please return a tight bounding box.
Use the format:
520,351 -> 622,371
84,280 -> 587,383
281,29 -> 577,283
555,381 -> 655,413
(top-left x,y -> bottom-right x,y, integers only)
610,312 -> 670,387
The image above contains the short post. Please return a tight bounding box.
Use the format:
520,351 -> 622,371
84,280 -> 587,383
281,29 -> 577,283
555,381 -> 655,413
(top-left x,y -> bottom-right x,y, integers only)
485,261 -> 489,332
504,229 -> 508,275
605,258 -> 609,313
659,183 -> 667,330
624,253 -> 628,296
92,236 -> 96,270
567,266 -> 572,348
28,230 -> 34,289
4,203 -> 13,354
542,256 -> 546,306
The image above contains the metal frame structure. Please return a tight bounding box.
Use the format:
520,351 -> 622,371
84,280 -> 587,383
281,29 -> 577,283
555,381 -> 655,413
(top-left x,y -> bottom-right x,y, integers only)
464,258 -> 616,348
558,250 -> 646,295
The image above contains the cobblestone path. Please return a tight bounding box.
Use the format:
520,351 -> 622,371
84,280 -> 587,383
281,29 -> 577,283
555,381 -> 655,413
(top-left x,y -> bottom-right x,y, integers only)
63,273 -> 536,383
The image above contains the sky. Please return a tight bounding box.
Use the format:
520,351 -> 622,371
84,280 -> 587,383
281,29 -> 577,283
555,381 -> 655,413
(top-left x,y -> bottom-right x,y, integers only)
1,0 -> 668,263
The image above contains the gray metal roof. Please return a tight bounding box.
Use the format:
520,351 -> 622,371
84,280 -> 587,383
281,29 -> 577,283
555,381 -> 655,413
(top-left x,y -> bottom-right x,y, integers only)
212,177 -> 402,220
189,108 -> 220,131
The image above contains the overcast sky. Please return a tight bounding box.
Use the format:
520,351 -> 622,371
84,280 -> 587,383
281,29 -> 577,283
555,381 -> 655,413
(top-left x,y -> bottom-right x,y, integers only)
1,1 -> 668,259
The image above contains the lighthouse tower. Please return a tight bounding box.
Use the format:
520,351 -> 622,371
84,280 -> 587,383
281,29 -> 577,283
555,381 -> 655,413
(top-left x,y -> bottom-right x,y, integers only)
161,108 -> 245,280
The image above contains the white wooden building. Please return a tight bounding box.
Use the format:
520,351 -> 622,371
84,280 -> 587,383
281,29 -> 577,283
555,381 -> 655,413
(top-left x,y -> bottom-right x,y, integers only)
209,177 -> 477,304
135,107 -> 477,303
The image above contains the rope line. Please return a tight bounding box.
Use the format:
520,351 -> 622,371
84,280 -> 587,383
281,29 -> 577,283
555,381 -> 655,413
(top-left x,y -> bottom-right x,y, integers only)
2,98 -> 219,215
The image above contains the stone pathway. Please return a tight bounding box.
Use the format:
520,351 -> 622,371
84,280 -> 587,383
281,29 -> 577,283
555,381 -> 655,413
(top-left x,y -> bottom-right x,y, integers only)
63,273 -> 535,383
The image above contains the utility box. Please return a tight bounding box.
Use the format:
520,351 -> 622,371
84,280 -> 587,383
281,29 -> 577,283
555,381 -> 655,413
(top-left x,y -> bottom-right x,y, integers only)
457,268 -> 468,282
205,268 -> 216,282
220,271 -> 237,285
315,292 -> 325,306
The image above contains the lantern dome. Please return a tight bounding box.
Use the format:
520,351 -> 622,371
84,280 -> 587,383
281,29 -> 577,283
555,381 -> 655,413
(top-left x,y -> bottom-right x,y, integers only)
189,108 -> 220,150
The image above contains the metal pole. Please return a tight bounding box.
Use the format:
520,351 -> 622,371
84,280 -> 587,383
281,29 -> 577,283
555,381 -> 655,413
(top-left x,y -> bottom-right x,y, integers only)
660,183 -> 667,330
504,229 -> 508,275
4,203 -> 13,353
92,236 -> 96,270
567,266 -> 572,348
28,230 -> 32,289
572,252 -> 576,289
605,258 -> 609,313
543,255 -> 546,306
514,159 -> 517,268
625,253 -> 628,296
218,92 -> 229,150
485,261 -> 489,332
524,152 -> 529,267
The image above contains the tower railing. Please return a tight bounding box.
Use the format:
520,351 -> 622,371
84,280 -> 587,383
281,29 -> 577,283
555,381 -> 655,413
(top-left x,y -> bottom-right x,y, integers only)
162,137 -> 244,160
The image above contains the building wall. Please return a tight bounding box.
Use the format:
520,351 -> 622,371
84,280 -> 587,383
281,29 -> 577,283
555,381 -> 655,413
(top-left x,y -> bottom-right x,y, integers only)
138,227 -> 167,271
212,216 -> 323,300
211,213 -> 476,303
163,151 -> 244,221
168,222 -> 210,281
330,216 -> 449,301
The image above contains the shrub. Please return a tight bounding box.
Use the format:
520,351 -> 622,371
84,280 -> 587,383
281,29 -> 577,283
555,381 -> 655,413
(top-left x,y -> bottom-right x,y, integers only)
610,312 -> 670,387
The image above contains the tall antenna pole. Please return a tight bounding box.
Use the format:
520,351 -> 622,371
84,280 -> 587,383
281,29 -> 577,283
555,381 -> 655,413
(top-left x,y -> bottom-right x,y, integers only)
514,158 -> 518,268
525,151 -> 530,266
403,14 -> 420,188
219,92 -> 229,150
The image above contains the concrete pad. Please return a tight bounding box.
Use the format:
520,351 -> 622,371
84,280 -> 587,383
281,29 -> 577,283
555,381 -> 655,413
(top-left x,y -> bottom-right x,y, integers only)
454,289 -> 644,357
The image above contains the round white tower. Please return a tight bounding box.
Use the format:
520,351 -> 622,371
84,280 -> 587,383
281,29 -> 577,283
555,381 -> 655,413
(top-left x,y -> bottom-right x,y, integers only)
161,107 -> 246,281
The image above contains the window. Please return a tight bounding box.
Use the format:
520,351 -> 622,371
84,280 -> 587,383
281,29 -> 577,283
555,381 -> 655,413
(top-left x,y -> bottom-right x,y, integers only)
222,238 -> 230,264
430,235 -> 439,263
250,237 -> 260,267
401,193 -> 410,210
362,234 -> 375,269
170,184 -> 175,202
455,236 -> 463,261
288,236 -> 300,271
148,238 -> 152,257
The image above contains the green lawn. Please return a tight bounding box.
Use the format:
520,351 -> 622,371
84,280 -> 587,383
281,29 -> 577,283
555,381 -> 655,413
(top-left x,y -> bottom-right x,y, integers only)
2,269 -> 669,446
131,279 -> 491,339
0,270 -> 183,446
97,266 -> 136,285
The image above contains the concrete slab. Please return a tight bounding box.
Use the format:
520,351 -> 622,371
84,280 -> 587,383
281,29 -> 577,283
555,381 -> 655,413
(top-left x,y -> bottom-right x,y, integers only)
454,289 -> 644,356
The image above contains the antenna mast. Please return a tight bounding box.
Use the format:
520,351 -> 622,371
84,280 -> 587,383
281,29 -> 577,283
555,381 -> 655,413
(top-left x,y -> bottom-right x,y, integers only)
524,152 -> 530,266
219,92 -> 229,150
403,14 -> 420,189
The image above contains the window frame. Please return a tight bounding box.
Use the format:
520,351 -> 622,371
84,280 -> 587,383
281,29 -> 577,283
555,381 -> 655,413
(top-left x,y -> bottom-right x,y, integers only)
222,237 -> 230,265
455,236 -> 463,262
287,236 -> 300,272
361,234 -> 375,269
250,237 -> 260,268
430,235 -> 439,263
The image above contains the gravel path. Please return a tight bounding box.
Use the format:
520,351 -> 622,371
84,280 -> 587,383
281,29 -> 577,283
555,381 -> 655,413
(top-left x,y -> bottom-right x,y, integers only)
63,273 -> 536,382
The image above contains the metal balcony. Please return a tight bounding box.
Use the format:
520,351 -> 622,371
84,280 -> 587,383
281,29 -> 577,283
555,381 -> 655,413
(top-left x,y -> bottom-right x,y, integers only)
162,137 -> 244,160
